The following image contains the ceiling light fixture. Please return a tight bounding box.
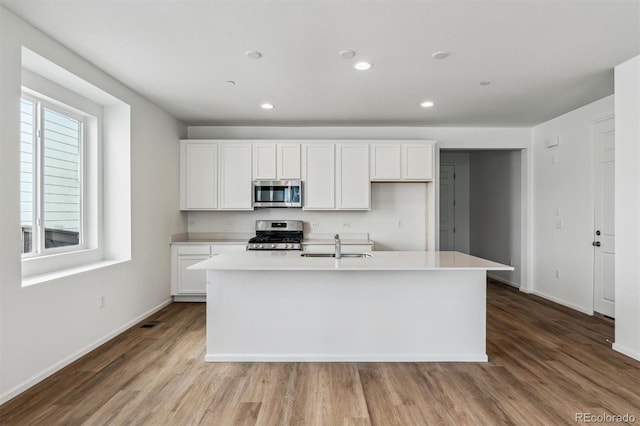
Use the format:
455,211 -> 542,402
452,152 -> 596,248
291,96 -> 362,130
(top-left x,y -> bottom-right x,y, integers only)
354,61 -> 372,71
245,50 -> 262,59
339,50 -> 356,59
480,81 -> 491,86
432,51 -> 450,60
420,101 -> 435,108
260,103 -> 274,110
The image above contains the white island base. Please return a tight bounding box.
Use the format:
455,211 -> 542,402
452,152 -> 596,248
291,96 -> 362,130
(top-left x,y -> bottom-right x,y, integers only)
195,251 -> 513,363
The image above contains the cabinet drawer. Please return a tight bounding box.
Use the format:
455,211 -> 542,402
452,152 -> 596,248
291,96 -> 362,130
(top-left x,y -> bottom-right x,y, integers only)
177,245 -> 211,255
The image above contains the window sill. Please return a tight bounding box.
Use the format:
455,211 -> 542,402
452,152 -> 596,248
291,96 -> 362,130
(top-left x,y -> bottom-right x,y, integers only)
22,259 -> 129,287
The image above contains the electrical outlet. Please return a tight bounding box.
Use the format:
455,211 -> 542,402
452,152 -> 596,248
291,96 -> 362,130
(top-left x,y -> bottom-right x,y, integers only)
555,219 -> 563,229
555,269 -> 560,279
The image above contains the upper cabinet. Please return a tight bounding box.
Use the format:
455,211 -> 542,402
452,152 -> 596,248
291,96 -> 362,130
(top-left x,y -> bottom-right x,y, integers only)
302,142 -> 370,211
180,139 -> 435,211
371,141 -> 435,181
336,143 -> 370,210
219,142 -> 253,210
253,142 -> 301,180
180,140 -> 252,211
302,143 -> 335,209
180,141 -> 218,210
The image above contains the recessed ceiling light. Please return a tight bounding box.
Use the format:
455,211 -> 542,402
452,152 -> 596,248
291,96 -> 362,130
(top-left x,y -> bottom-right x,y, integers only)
225,80 -> 236,86
432,51 -> 450,60
260,103 -> 274,110
480,81 -> 491,86
339,50 -> 356,59
420,101 -> 435,108
354,61 -> 372,71
245,50 -> 262,59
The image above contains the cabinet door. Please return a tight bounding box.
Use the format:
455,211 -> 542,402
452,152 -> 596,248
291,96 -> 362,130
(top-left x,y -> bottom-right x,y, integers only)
219,143 -> 253,210
177,255 -> 210,294
277,143 -> 301,179
336,144 -> 370,210
253,143 -> 277,180
303,144 -> 335,209
181,142 -> 218,209
370,144 -> 402,181
403,144 -> 434,181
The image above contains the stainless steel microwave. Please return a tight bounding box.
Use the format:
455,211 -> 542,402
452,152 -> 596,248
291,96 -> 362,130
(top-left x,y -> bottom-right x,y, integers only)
253,180 -> 302,208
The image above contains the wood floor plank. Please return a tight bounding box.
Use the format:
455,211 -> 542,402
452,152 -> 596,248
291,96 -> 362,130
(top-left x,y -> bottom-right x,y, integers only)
1,284 -> 639,426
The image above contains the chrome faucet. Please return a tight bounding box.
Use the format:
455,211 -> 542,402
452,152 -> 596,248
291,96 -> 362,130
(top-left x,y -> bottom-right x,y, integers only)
334,234 -> 341,259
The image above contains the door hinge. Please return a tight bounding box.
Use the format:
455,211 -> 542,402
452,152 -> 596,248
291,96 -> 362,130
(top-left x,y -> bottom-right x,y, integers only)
453,227 -> 456,233
453,200 -> 456,206
453,173 -> 456,179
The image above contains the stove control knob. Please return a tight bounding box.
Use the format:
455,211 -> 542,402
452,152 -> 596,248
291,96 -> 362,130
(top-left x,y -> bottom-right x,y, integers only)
258,244 -> 263,249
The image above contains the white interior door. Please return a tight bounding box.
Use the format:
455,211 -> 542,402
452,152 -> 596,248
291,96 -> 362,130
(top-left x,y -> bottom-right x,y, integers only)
439,164 -> 455,250
593,117 -> 615,318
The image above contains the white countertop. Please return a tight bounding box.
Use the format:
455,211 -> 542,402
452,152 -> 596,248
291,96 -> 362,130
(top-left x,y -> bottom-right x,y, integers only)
190,250 -> 513,271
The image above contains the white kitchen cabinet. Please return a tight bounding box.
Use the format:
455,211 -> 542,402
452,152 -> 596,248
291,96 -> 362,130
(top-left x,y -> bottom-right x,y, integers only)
180,141 -> 218,210
253,142 -> 301,180
303,143 -> 335,209
370,141 -> 435,182
253,143 -> 277,180
336,143 -> 370,209
219,143 -> 253,210
171,244 -> 211,301
171,242 -> 247,301
370,144 -> 402,180
403,143 -> 434,180
277,143 -> 301,179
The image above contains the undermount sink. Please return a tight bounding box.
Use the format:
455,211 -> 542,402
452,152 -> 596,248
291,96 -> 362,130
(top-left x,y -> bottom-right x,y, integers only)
300,253 -> 373,258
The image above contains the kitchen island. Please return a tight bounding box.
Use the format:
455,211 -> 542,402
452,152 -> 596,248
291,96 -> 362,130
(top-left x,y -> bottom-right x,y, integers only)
191,251 -> 512,362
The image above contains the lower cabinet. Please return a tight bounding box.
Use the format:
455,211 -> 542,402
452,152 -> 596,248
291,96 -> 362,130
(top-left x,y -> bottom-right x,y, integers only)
171,243 -> 246,301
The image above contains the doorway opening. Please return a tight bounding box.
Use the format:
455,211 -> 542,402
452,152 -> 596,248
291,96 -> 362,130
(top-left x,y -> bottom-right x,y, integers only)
439,149 -> 523,288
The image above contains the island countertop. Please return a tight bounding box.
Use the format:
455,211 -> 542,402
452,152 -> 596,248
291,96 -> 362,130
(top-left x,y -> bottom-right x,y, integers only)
190,250 -> 513,271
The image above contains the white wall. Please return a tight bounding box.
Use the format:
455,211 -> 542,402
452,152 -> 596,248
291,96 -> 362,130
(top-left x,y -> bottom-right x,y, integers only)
531,95 -> 614,314
439,152 -> 470,254
614,56 -> 640,361
0,6 -> 187,403
469,151 -> 522,287
190,183 -> 427,251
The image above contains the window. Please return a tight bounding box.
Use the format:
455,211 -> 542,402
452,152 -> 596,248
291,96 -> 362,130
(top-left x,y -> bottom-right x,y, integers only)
21,94 -> 86,257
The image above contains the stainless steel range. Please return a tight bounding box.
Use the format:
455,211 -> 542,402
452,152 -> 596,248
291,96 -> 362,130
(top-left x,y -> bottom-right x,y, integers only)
247,220 -> 303,250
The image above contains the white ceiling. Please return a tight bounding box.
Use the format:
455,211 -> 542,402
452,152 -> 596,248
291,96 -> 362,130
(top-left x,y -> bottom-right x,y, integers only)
2,0 -> 638,126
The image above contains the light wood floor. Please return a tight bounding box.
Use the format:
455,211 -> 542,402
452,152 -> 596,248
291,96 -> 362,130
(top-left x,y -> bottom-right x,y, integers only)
1,281 -> 639,425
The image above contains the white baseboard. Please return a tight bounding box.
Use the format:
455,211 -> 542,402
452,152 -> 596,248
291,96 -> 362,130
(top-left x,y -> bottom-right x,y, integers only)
531,290 -> 593,315
612,343 -> 640,361
487,273 -> 520,289
0,298 -> 172,406
204,353 -> 488,362
173,295 -> 205,303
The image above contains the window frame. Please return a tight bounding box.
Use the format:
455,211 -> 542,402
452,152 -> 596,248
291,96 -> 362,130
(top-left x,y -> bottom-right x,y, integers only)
21,91 -> 89,259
